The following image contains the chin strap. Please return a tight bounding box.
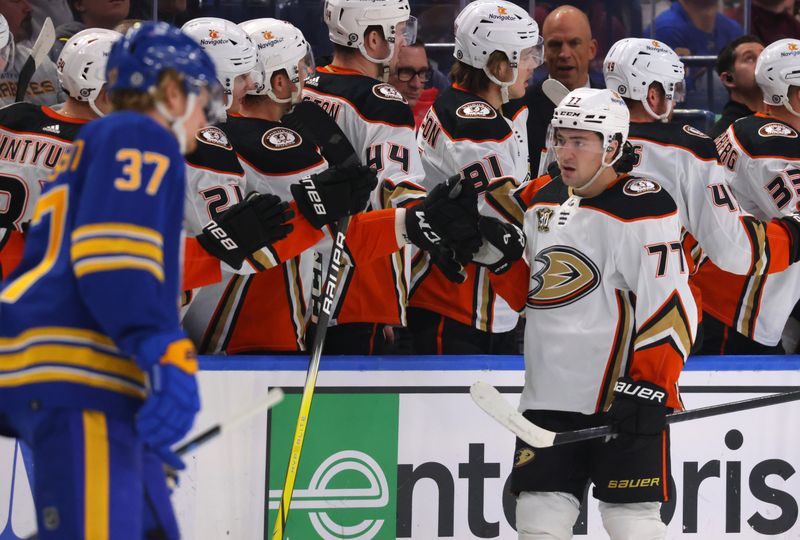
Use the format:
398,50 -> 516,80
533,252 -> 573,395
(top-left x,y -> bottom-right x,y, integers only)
484,66 -> 517,104
784,99 -> 800,119
359,44 -> 394,82
155,92 -> 197,155
643,97 -> 675,122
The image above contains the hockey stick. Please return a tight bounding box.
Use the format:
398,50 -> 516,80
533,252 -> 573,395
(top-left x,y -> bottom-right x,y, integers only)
471,381 -> 800,448
14,17 -> 55,103
541,78 -> 570,106
173,387 -> 284,456
271,100 -> 360,540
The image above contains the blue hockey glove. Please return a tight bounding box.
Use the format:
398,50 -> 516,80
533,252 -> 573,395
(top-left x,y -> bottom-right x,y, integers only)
135,333 -> 200,470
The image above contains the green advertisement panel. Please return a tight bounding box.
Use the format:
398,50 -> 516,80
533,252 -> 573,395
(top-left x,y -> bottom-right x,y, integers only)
267,393 -> 399,540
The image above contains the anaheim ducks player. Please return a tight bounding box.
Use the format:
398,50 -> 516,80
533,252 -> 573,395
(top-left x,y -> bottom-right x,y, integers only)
488,89 -> 696,540
302,0 -> 429,353
601,39 -> 800,342
409,0 -> 541,354
0,28 -> 120,279
692,38 -> 800,354
183,18 -> 482,354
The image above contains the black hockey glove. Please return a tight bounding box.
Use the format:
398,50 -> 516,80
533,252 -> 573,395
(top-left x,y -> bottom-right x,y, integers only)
777,213 -> 800,264
607,377 -> 669,436
290,163 -> 378,229
429,244 -> 468,284
613,141 -> 638,174
472,217 -> 526,274
404,175 -> 482,263
196,192 -> 294,270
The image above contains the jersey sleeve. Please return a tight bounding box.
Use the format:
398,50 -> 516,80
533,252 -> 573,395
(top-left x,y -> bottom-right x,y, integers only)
362,122 -> 427,210
616,213 -> 698,410
70,123 -> 186,358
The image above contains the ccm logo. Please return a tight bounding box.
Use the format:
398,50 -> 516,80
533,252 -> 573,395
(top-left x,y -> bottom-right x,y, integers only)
204,222 -> 238,250
614,380 -> 666,403
301,177 -> 326,216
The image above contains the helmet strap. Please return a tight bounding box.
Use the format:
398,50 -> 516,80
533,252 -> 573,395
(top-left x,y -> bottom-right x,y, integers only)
643,96 -> 674,122
484,66 -> 517,104
784,99 -> 800,119
88,97 -> 105,118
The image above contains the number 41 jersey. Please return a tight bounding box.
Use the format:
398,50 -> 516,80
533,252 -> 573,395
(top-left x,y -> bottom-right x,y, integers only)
0,112 -> 187,418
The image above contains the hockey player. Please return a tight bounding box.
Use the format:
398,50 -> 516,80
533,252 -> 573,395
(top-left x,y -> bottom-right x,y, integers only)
486,88 -> 696,540
409,0 -> 541,354
183,18 -> 482,354
0,13 -> 64,106
0,27 -> 120,279
302,0 -> 431,353
0,22 -> 292,539
692,38 -> 800,354
600,38 -> 800,345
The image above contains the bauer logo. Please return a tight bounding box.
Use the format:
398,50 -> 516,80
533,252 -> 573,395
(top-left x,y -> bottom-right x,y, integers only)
267,393 -> 398,539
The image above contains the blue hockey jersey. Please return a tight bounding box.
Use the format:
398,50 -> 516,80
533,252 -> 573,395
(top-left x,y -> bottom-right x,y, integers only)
0,112 -> 187,417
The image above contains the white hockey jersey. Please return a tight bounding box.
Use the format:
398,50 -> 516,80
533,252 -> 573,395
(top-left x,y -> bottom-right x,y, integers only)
491,175 -> 697,414
693,114 -> 800,345
303,65 -> 426,325
410,85 -> 528,332
0,43 -> 64,107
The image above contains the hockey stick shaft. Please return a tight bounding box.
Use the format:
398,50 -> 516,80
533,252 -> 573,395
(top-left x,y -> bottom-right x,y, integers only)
272,217 -> 351,540
472,382 -> 800,448
174,387 -> 284,456
15,17 -> 55,103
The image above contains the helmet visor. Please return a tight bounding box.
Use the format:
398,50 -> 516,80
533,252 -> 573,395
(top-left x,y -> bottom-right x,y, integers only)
203,80 -> 227,124
671,80 -> 686,103
521,39 -> 544,69
397,16 -> 417,47
298,44 -> 316,82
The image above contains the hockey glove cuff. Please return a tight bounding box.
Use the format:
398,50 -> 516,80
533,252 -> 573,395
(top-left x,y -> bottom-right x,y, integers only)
607,377 -> 668,436
777,213 -> 800,264
196,192 -> 294,270
473,217 -> 526,274
291,163 -> 378,229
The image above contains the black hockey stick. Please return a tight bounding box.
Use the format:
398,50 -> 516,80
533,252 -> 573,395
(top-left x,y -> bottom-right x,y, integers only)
15,17 -> 55,103
271,100 -> 359,540
471,381 -> 800,448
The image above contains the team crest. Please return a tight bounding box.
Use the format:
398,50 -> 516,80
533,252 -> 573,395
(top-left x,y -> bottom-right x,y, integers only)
623,178 -> 661,196
682,125 -> 709,138
527,245 -> 601,309
262,127 -> 302,150
758,122 -> 798,138
196,127 -> 232,150
514,447 -> 535,468
536,207 -> 553,232
372,83 -> 406,103
456,101 -> 497,119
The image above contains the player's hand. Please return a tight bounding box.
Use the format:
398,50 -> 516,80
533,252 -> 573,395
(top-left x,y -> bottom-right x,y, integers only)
607,377 -> 668,436
404,175 -> 482,263
778,213 -> 800,264
196,192 -> 294,270
430,245 -> 468,284
291,163 -> 379,228
135,333 -> 200,470
472,217 -> 526,274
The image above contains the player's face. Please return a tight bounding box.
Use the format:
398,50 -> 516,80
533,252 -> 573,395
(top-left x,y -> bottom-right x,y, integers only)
508,47 -> 541,100
553,128 -> 605,186
230,72 -> 254,113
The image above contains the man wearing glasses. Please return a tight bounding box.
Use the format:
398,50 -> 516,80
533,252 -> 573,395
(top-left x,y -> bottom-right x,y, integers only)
389,40 -> 434,126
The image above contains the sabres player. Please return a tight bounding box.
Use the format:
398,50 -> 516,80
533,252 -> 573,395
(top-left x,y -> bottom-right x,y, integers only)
410,0 -> 541,354
0,22 -> 292,539
693,38 -> 800,354
485,89 -> 696,539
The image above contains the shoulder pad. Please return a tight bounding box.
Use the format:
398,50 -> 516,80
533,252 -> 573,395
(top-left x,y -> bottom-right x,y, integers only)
628,122 -> 718,160
732,115 -> 800,159
186,123 -> 242,174
309,70 -> 414,127
582,175 -> 676,220
434,88 -> 512,142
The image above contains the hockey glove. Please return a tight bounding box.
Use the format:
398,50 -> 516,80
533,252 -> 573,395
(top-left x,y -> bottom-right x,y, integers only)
291,163 -> 378,229
196,192 -> 294,270
135,333 -> 200,470
429,244 -> 468,284
473,217 -> 526,274
404,175 -> 482,263
778,213 -> 800,264
607,377 -> 668,436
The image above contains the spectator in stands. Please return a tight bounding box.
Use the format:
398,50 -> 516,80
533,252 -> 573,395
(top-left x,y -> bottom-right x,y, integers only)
646,0 -> 743,112
389,40 -> 436,127
0,0 -> 32,44
523,4 -> 604,176
50,0 -> 128,60
709,35 -> 765,139
728,0 -> 800,44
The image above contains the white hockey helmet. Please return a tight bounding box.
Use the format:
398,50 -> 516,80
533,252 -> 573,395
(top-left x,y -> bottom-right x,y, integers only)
0,15 -> 13,73
181,17 -> 258,110
453,0 -> 542,101
603,38 -> 685,121
323,0 -> 417,65
755,38 -> 800,117
239,18 -> 314,105
57,28 -> 121,117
